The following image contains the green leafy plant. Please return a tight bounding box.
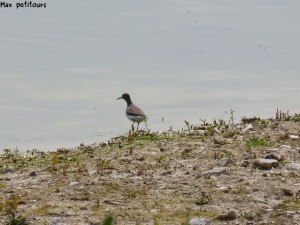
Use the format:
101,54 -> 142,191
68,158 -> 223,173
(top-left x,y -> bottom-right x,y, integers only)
156,154 -> 167,163
195,194 -> 209,205
101,215 -> 114,225
5,213 -> 29,225
245,137 -> 267,148
241,212 -> 254,221
205,125 -> 214,136
184,120 -> 192,134
275,109 -> 300,122
4,194 -> 29,225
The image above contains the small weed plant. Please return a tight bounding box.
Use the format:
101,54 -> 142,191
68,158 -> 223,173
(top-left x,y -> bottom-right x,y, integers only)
245,137 -> 267,148
101,215 -> 114,225
4,194 -> 29,225
275,109 -> 300,122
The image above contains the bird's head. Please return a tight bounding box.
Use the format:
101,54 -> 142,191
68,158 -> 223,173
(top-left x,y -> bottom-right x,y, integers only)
117,93 -> 132,105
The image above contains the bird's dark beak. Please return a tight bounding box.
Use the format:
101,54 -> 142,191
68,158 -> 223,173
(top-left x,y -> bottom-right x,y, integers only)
117,97 -> 122,100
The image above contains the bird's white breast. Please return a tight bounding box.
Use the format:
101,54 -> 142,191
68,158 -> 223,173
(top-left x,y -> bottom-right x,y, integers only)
126,114 -> 145,123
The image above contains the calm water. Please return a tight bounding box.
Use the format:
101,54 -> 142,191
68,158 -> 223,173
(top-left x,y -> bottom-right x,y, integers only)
0,1 -> 299,151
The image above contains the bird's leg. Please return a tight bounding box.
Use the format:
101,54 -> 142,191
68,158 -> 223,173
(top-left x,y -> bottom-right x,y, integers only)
131,122 -> 135,132
137,122 -> 140,130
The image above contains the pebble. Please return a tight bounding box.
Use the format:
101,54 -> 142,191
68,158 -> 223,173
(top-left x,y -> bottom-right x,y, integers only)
213,137 -> 226,145
29,171 -> 37,177
217,186 -> 231,193
50,218 -> 60,225
285,163 -> 300,171
289,135 -> 299,139
213,127 -> 221,134
217,157 -> 234,167
242,124 -> 253,133
68,181 -> 80,186
201,167 -> 226,178
2,165 -> 15,174
189,217 -> 211,225
88,170 -> 97,175
279,145 -> 291,150
264,153 -> 284,161
253,158 -> 279,170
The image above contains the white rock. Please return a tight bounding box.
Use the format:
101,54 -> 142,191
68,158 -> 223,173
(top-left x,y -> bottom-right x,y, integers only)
279,145 -> 292,150
217,186 -> 231,193
213,127 -> 221,134
267,148 -> 279,152
50,218 -> 60,225
201,167 -> 226,178
289,135 -> 299,139
217,157 -> 234,167
253,158 -> 279,170
68,181 -> 80,186
189,217 -> 211,225
88,170 -> 97,175
242,124 -> 253,133
286,163 -> 300,171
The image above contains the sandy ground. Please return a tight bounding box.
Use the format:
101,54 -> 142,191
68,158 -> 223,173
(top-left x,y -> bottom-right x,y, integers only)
1,116 -> 300,225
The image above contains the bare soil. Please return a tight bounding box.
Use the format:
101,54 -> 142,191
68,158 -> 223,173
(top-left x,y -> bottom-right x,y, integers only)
1,118 -> 300,225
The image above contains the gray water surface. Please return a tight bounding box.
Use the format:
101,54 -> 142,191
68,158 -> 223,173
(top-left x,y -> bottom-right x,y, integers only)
0,1 -> 299,151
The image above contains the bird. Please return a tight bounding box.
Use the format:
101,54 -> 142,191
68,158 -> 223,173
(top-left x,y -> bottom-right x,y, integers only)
117,93 -> 146,130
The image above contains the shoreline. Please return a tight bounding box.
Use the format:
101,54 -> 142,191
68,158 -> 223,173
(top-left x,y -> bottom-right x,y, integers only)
0,113 -> 300,224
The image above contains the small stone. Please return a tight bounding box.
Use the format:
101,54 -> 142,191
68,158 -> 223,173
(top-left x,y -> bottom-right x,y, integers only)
242,124 -> 253,133
213,137 -> 226,145
279,145 -> 291,150
68,181 -> 80,186
286,163 -> 300,171
217,186 -> 231,193
289,135 -> 299,139
217,157 -> 234,167
29,171 -> 37,177
2,165 -> 15,174
50,218 -> 59,225
213,127 -> 221,134
201,167 -> 226,178
189,217 -> 211,225
253,158 -> 279,170
264,154 -> 284,161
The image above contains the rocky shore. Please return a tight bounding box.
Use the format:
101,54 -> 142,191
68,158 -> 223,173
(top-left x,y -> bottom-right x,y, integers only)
0,113 -> 300,225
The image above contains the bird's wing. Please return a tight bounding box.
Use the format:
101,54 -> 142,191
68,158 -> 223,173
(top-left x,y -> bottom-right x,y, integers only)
127,104 -> 146,117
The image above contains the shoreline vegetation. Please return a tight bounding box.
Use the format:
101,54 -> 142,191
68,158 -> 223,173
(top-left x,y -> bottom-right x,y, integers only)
0,110 -> 300,225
